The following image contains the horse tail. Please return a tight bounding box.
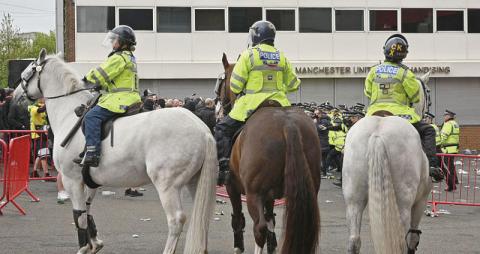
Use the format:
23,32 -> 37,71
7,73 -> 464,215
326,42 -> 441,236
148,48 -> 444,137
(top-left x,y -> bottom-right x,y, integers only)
281,124 -> 320,254
184,134 -> 217,254
367,134 -> 405,254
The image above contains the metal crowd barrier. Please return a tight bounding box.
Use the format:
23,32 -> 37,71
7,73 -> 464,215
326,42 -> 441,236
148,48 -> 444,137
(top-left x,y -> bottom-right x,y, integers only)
0,130 -> 56,181
0,135 -> 40,215
428,153 -> 480,216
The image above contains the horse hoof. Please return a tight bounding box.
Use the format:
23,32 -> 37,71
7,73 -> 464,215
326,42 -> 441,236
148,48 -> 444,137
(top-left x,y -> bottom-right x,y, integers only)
76,246 -> 92,254
233,247 -> 243,254
92,239 -> 104,253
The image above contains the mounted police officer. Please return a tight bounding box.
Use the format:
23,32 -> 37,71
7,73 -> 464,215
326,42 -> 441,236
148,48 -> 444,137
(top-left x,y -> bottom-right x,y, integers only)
441,110 -> 460,191
214,20 -> 301,185
364,34 -> 444,182
74,25 -> 141,167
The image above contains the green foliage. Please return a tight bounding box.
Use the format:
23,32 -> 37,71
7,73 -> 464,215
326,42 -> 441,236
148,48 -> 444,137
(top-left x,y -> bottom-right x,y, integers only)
0,13 -> 56,88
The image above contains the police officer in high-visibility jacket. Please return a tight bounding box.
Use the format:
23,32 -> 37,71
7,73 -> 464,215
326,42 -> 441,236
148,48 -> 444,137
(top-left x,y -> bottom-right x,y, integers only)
214,20 -> 301,185
424,112 -> 441,151
364,34 -> 444,181
440,110 -> 460,191
73,25 -> 141,167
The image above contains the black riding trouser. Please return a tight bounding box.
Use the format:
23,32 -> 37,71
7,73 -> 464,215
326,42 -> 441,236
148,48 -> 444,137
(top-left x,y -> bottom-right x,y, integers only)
214,115 -> 244,166
412,121 -> 439,167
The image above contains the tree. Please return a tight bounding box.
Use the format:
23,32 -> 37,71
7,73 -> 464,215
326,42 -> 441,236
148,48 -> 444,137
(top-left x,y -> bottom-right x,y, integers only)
0,13 -> 25,88
0,13 -> 56,88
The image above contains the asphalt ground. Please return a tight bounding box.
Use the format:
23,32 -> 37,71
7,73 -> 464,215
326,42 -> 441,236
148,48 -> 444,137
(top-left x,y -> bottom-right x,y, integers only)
1,176 -> 480,254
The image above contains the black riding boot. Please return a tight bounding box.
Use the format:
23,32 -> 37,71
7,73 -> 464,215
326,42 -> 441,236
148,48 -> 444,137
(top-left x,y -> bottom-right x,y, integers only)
73,146 -> 100,167
214,116 -> 243,186
413,122 -> 444,181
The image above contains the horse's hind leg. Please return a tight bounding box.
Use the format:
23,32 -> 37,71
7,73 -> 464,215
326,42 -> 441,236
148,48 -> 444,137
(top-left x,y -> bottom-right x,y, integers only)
246,193 -> 267,254
406,195 -> 429,254
85,187 -> 103,253
345,197 -> 367,254
226,183 -> 245,254
264,199 -> 277,254
156,185 -> 186,254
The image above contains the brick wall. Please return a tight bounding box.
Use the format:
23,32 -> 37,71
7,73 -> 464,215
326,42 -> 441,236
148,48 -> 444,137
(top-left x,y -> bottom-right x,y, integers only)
64,0 -> 75,62
460,126 -> 480,150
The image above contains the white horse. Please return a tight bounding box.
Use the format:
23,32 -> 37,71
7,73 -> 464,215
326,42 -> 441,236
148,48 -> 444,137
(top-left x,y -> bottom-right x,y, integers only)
342,73 -> 433,254
13,49 -> 217,254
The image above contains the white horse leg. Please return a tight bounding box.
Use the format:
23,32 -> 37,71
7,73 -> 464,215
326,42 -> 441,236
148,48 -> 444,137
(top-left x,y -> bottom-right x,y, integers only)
68,181 -> 92,254
85,188 -> 103,253
254,243 -> 263,254
157,186 -> 186,254
406,196 -> 428,253
345,199 -> 367,254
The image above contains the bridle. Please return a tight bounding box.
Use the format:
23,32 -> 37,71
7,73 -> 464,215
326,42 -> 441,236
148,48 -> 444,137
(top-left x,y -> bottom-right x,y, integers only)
214,71 -> 233,114
20,58 -> 91,101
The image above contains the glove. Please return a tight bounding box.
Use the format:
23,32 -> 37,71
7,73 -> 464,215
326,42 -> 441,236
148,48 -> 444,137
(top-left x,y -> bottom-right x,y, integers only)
92,84 -> 102,92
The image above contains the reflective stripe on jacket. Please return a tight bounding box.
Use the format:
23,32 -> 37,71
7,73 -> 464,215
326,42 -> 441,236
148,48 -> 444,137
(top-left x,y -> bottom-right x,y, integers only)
364,61 -> 421,123
86,50 -> 141,113
228,44 -> 300,122
441,120 -> 460,154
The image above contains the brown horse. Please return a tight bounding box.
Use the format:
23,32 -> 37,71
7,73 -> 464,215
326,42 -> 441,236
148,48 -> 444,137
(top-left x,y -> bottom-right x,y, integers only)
216,53 -> 321,254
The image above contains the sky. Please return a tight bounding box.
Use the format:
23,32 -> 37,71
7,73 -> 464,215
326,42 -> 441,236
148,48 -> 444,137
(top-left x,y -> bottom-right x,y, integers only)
0,0 -> 56,33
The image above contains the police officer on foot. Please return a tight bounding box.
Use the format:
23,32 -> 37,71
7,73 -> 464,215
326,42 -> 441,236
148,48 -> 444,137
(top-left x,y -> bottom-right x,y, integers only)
364,34 -> 444,182
441,110 -> 460,191
214,20 -> 301,186
424,112 -> 441,152
73,25 -> 141,167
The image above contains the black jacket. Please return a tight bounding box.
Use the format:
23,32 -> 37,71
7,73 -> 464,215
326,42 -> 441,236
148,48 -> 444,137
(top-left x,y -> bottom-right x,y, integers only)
195,106 -> 216,134
8,101 -> 29,130
316,115 -> 331,152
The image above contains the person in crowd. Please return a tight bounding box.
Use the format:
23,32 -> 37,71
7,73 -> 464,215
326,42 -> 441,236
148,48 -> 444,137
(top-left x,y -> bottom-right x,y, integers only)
157,98 -> 166,109
28,98 -> 52,179
195,98 -> 216,134
164,99 -> 174,108
73,25 -> 141,167
314,107 -> 332,176
8,93 -> 30,131
172,98 -> 182,107
440,110 -> 460,191
214,20 -> 301,185
424,112 -> 441,152
364,33 -> 443,182
332,110 -> 364,187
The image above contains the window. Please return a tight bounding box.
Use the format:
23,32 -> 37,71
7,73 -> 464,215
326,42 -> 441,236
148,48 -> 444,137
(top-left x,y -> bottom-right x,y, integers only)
119,9 -> 153,30
157,7 -> 191,33
437,10 -> 464,31
335,10 -> 364,31
229,7 -> 262,33
195,9 -> 225,31
299,8 -> 331,33
401,8 -> 433,33
370,10 -> 398,31
468,9 -> 480,33
77,6 -> 115,33
266,9 -> 295,31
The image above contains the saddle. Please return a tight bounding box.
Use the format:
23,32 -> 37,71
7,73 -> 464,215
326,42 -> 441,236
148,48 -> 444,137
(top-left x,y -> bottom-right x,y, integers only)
372,110 -> 394,117
78,102 -> 143,146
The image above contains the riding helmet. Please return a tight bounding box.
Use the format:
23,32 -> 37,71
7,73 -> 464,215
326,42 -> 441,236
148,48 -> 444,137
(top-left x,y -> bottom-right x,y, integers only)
383,34 -> 408,62
248,21 -> 276,46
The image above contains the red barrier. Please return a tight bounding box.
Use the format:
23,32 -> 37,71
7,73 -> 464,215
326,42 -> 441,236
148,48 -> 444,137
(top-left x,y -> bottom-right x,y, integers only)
0,135 -> 40,215
0,130 -> 56,181
0,139 -> 8,204
428,153 -> 480,217
216,186 -> 286,206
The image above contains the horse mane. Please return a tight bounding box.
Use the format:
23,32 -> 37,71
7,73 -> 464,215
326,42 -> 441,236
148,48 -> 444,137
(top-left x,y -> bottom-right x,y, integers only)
43,56 -> 84,92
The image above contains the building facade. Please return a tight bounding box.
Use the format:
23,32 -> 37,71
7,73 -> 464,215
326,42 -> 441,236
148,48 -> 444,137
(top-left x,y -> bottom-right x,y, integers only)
61,0 -> 480,146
